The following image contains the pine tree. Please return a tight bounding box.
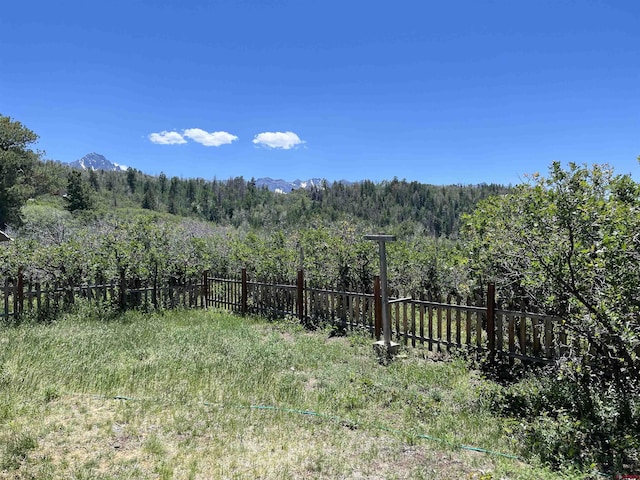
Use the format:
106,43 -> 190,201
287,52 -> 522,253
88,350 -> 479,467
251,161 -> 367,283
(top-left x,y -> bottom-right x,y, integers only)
65,171 -> 93,212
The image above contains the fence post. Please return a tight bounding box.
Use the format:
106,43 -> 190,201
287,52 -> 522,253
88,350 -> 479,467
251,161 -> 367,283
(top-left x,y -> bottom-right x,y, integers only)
3,278 -> 9,320
486,282 -> 496,361
297,269 -> 304,323
17,268 -> 24,315
202,270 -> 209,308
241,268 -> 248,315
153,263 -> 158,308
119,270 -> 127,311
374,276 -> 381,340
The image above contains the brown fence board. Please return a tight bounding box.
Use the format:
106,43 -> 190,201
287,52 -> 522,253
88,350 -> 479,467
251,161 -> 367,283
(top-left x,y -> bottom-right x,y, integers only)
428,303 -> 434,349
455,297 -> 461,347
411,303 -> 417,343
418,304 -> 425,346
437,304 -> 443,352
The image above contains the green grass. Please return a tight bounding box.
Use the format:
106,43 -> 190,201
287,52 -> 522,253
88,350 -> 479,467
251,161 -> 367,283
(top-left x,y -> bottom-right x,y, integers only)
0,307 -> 581,479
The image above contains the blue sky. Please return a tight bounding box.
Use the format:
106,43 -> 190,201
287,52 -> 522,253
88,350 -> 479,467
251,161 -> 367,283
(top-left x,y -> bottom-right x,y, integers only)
2,0 -> 638,185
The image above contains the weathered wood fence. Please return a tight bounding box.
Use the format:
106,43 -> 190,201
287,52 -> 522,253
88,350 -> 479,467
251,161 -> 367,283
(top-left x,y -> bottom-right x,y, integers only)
1,270 -> 206,322
2,268 -> 568,364
205,269 -> 568,364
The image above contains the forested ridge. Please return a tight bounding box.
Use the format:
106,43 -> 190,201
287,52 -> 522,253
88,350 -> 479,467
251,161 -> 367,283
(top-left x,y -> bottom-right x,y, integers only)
14,156 -> 509,237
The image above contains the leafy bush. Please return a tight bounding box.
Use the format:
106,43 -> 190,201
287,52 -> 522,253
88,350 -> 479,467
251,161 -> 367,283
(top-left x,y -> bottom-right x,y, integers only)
479,367 -> 639,472
465,162 -> 640,472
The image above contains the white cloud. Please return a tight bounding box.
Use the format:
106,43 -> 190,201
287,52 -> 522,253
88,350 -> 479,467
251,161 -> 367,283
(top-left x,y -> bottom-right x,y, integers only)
149,131 -> 187,145
183,128 -> 238,147
252,131 -> 305,150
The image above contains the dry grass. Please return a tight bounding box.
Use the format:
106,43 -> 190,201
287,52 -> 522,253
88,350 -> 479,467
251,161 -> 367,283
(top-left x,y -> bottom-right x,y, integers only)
3,395 -> 499,479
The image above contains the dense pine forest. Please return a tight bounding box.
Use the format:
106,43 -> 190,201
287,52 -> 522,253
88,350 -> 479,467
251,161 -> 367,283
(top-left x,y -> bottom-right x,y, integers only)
2,113 -> 639,475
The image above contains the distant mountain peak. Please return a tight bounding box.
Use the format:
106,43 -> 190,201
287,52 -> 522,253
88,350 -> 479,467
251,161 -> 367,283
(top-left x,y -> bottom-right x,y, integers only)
68,153 -> 128,172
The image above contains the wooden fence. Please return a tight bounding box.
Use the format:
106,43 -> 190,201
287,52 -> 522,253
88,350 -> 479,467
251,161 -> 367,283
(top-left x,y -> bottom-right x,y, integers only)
205,269 -> 568,364
1,268 -> 568,364
1,271 -> 207,322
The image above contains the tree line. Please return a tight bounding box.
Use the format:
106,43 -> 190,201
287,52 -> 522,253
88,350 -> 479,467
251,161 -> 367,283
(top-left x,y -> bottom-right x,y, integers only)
48,165 -> 509,236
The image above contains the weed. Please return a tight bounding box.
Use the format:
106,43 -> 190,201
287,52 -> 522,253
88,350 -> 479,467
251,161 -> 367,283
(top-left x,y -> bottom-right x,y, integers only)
1,432 -> 38,470
143,433 -> 165,456
43,385 -> 60,403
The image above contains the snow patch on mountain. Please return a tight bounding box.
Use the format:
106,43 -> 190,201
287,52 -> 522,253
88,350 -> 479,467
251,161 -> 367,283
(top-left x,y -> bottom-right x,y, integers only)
255,177 -> 338,193
68,153 -> 128,171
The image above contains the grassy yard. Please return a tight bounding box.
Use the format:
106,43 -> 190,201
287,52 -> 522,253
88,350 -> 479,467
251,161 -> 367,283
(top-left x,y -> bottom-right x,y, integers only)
0,306 -> 577,479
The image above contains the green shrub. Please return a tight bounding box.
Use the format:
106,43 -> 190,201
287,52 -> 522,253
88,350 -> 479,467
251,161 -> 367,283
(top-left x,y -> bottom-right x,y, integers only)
479,367 -> 639,473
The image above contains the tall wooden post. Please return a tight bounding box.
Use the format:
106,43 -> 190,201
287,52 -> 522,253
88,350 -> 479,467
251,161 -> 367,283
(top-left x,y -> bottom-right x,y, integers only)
241,268 -> 248,315
153,263 -> 159,308
16,268 -> 24,315
365,234 -> 398,359
297,269 -> 304,323
486,282 -> 496,360
202,270 -> 209,308
374,276 -> 381,340
119,270 -> 127,311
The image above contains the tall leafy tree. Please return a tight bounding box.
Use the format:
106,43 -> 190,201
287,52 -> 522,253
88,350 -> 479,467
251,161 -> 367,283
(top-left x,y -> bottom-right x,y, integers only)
0,114 -> 40,229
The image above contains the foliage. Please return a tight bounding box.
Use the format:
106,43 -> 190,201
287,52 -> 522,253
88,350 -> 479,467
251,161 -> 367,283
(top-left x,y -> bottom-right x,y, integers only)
3,211 -> 467,323
65,170 -> 94,212
221,222 -> 466,297
19,203 -> 77,245
464,162 -> 640,471
0,114 -> 40,229
479,369 -> 640,473
295,222 -> 376,291
30,160 -> 69,198
388,236 -> 468,300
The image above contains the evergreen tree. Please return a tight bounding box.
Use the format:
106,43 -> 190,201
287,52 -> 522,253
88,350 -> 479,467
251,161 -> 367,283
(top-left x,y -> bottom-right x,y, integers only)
88,169 -> 100,191
65,170 -> 93,212
141,180 -> 157,210
168,176 -> 179,214
126,167 -> 137,193
158,172 -> 168,195
0,114 -> 39,228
